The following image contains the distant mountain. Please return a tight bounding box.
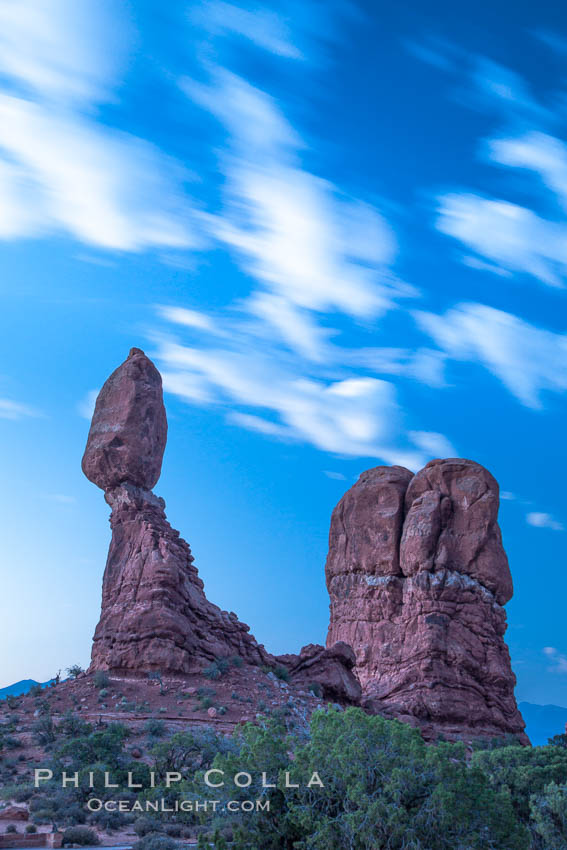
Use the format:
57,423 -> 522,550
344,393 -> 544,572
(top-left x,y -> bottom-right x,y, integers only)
520,702 -> 567,746
0,679 -> 51,699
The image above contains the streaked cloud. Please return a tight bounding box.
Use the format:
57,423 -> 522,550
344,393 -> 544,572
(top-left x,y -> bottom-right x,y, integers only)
415,302 -> 567,408
437,193 -> 566,288
324,470 -> 347,480
0,0 -> 131,105
77,389 -> 99,421
0,398 -> 42,420
0,96 -> 200,251
191,0 -> 302,59
154,328 -> 451,470
543,646 -> 567,673
527,512 -> 564,532
183,71 -> 407,335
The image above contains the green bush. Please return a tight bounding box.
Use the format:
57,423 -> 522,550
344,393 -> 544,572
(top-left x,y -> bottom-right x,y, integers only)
32,713 -> 56,746
145,719 -> 166,738
203,708 -> 528,850
62,826 -> 99,846
25,825 -> 37,834
529,781 -> 567,847
134,817 -> 162,837
6,825 -> 17,834
133,835 -> 179,850
202,663 -> 221,680
273,665 -> 290,682
93,671 -> 109,690
66,665 -> 84,679
59,711 -> 91,738
472,744 -> 567,820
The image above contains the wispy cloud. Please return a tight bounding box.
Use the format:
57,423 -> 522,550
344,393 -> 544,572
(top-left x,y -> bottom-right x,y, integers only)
183,70 -> 408,340
527,512 -> 564,532
543,646 -> 567,673
414,302 -> 567,408
153,311 -> 453,470
0,2 -> 201,253
77,389 -> 99,420
0,96 -> 200,251
434,52 -> 567,287
0,0 -> 131,106
0,398 -> 41,420
324,470 -> 347,480
42,493 -> 76,505
191,0 -> 302,59
437,193 -> 567,288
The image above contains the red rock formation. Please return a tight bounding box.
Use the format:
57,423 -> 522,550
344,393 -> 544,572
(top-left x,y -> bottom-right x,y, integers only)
82,348 -> 167,491
85,348 -> 360,702
276,642 -> 361,703
326,458 -> 528,743
84,349 -> 273,673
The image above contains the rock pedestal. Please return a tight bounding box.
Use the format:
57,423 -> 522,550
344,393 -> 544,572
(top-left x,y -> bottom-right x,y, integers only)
84,348 -> 271,673
84,348 -> 360,702
326,458 -> 528,742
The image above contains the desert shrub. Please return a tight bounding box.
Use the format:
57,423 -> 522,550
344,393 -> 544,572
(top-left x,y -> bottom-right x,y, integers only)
308,682 -> 323,698
25,824 -> 37,834
164,824 -> 182,837
59,711 -> 91,738
29,684 -> 43,697
31,810 -> 54,825
93,671 -> 109,690
88,808 -> 125,832
202,663 -> 221,681
134,817 -> 163,837
201,708 -> 528,850
230,655 -> 243,668
0,733 -> 21,750
5,825 -> 17,834
217,706 -> 227,716
273,665 -> 290,682
529,781 -> 567,848
13,787 -> 33,803
145,719 -> 166,738
133,835 -> 179,850
472,744 -> 567,821
66,665 -> 84,679
32,713 -> 56,746
62,826 -> 99,846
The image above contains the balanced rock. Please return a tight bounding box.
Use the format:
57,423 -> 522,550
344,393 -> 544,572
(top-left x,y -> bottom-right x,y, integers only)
85,348 -> 360,704
85,349 -> 271,673
82,348 -> 167,491
326,458 -> 527,743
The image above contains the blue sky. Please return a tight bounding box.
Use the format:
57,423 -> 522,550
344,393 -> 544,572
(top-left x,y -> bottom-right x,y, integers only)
0,0 -> 566,705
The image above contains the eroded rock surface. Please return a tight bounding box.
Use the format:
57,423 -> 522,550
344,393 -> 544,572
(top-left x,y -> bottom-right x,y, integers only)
326,458 -> 528,742
86,349 -> 360,703
277,642 -> 361,703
